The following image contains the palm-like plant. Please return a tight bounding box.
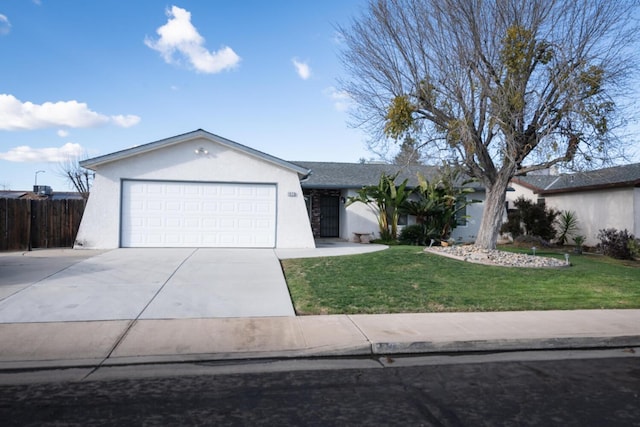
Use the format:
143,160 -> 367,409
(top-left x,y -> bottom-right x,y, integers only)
402,165 -> 479,241
556,210 -> 580,245
347,172 -> 412,240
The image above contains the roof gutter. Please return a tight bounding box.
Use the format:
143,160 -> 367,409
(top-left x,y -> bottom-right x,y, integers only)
538,179 -> 640,195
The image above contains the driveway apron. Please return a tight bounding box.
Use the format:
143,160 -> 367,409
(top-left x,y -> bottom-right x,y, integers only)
140,249 -> 295,319
0,248 -> 294,323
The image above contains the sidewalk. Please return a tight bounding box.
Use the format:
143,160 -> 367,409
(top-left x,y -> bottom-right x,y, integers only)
1,309 -> 639,370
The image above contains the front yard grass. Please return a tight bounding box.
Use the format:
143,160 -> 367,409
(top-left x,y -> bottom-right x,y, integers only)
281,245 -> 640,314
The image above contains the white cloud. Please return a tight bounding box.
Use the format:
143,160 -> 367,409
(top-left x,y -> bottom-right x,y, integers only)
324,87 -> 352,112
110,114 -> 141,128
145,5 -> 240,74
57,129 -> 69,137
292,58 -> 311,80
0,94 -> 141,130
0,14 -> 11,35
0,142 -> 84,163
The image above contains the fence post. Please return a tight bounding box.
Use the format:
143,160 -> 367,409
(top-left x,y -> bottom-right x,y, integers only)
27,199 -> 32,251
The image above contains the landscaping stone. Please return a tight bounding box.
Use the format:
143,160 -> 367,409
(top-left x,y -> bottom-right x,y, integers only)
425,245 -> 569,268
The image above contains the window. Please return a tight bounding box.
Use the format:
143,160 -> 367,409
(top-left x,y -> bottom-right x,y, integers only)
455,199 -> 468,226
398,214 -> 408,226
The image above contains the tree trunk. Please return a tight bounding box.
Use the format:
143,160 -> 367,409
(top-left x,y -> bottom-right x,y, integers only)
474,178 -> 510,249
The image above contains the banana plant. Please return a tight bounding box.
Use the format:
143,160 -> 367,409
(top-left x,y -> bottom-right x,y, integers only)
347,172 -> 412,240
402,164 -> 480,241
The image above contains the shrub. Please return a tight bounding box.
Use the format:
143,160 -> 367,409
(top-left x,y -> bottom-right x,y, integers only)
503,196 -> 558,241
399,224 -> 440,246
629,238 -> 640,259
597,228 -> 638,260
399,224 -> 425,245
501,211 -> 523,236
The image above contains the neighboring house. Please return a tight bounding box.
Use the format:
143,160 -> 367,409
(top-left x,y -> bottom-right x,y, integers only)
0,190 -> 84,200
75,130 -> 315,249
509,163 -> 640,246
74,129 -> 487,249
294,161 -> 486,243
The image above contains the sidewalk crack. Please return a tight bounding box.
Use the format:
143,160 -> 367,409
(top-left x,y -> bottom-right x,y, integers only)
346,315 -> 374,356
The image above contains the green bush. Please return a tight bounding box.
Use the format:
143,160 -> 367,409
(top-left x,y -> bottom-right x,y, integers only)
502,196 -> 558,241
399,224 -> 424,245
597,228 -> 638,260
399,224 -> 439,246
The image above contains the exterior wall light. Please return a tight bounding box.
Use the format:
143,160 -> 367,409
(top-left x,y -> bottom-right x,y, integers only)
194,147 -> 208,155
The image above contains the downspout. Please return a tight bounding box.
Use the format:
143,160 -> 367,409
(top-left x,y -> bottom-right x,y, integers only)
299,170 -> 312,183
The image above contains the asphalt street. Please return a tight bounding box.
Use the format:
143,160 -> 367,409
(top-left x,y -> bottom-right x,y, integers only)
1,349 -> 639,426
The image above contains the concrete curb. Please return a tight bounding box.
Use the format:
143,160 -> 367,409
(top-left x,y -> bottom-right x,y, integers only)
2,310 -> 639,372
2,335 -> 639,372
371,335 -> 640,354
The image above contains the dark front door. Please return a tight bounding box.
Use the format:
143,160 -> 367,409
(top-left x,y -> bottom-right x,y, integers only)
319,196 -> 340,237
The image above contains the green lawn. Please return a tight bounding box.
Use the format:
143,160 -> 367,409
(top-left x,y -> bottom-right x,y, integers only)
281,246 -> 640,315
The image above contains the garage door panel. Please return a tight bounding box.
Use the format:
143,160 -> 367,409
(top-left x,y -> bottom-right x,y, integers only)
121,181 -> 276,248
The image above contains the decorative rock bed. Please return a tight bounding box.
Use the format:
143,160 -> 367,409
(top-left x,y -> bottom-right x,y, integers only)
425,245 -> 569,268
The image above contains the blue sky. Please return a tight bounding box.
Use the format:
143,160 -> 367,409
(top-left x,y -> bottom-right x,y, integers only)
0,0 -> 371,191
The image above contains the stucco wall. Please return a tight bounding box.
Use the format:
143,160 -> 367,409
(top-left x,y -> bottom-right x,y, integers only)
75,137 -> 315,249
451,191 -> 485,243
506,183 -> 540,208
543,187 -> 636,247
341,189 -> 380,241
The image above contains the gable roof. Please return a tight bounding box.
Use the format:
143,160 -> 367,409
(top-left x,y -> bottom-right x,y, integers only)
80,129 -> 311,177
513,163 -> 640,195
292,161 -> 484,190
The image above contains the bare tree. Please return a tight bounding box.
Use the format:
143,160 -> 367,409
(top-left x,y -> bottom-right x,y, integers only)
393,135 -> 424,165
57,154 -> 93,200
339,0 -> 639,248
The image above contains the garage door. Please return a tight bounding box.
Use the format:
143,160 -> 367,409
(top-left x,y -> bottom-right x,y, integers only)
121,180 -> 276,248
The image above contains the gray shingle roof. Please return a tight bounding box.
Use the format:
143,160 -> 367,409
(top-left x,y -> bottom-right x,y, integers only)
291,161 -> 484,190
511,175 -> 559,191
513,163 -> 640,194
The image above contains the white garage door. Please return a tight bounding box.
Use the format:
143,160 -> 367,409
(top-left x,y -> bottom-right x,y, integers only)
121,180 -> 277,248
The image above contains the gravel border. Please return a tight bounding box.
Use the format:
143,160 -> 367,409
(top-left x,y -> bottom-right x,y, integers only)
425,245 -> 570,268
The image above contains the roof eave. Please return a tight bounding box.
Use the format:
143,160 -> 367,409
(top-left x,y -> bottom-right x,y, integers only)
538,179 -> 640,195
301,183 -> 485,191
80,129 -> 311,177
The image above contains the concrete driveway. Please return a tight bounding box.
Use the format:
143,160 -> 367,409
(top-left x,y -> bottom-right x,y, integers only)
0,248 -> 295,323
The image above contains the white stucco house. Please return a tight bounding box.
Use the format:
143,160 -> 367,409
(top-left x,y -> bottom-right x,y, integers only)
75,130 -> 488,249
508,163 -> 640,246
75,130 -> 315,249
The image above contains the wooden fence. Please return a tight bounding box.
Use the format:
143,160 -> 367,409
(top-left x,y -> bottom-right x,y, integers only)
0,198 -> 86,251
